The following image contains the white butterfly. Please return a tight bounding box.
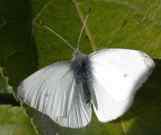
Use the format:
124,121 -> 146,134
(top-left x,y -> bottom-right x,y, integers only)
17,16 -> 155,128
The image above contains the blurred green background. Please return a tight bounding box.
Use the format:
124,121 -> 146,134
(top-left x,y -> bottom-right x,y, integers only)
0,0 -> 161,134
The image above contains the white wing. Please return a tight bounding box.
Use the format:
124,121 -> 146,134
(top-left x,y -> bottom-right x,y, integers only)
90,49 -> 155,122
55,83 -> 92,128
17,62 -> 92,128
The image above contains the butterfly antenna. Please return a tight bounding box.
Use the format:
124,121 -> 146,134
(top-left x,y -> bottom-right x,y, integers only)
76,15 -> 89,51
43,25 -> 75,51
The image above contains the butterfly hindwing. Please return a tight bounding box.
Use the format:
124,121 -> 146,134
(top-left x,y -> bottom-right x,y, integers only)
55,83 -> 92,128
90,49 -> 155,122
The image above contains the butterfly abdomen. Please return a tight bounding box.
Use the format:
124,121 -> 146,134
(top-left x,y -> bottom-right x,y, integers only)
71,52 -> 93,104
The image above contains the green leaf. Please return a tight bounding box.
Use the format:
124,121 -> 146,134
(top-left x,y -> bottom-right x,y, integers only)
31,0 -> 161,134
0,66 -> 38,135
0,67 -> 12,93
0,0 -> 37,87
0,0 -> 161,134
0,0 -> 38,134
0,105 -> 37,135
33,0 -> 161,68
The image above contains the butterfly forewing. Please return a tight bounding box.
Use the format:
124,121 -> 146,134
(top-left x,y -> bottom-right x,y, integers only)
17,62 -> 92,128
89,49 -> 155,122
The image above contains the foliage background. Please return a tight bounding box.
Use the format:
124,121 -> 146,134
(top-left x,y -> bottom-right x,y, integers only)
0,0 -> 161,135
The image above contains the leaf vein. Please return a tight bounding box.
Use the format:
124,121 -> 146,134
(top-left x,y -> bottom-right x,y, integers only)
33,0 -> 54,24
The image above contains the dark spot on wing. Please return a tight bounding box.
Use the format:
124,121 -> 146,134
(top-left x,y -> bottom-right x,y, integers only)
124,73 -> 128,78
